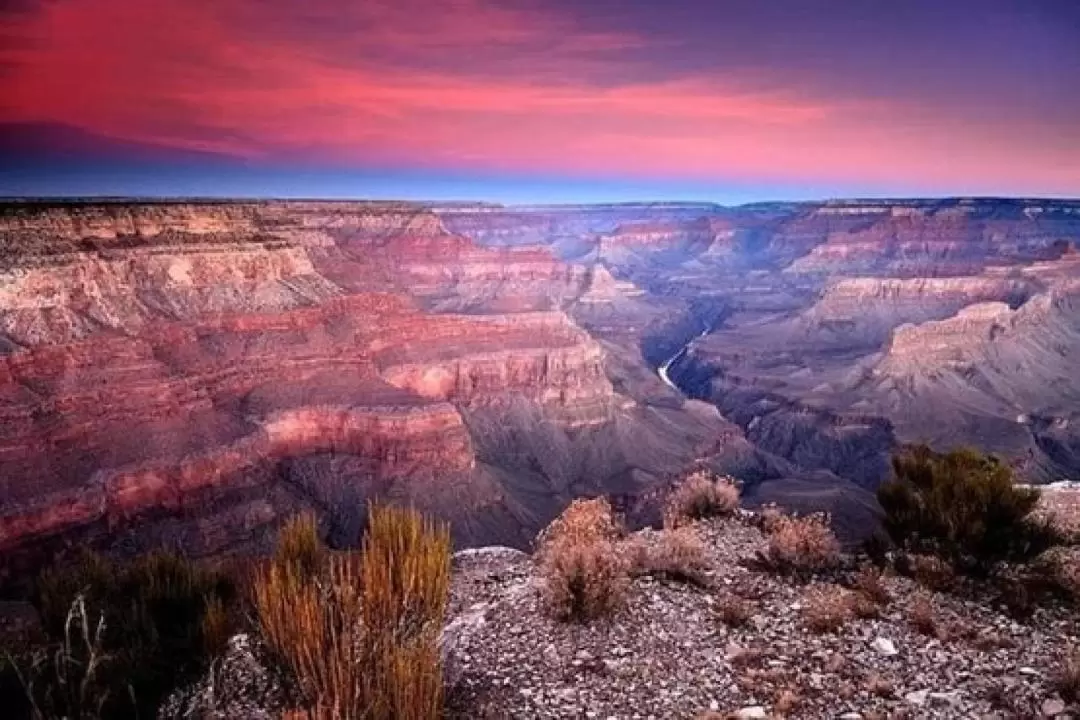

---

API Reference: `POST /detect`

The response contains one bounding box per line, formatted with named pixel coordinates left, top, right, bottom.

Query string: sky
left=1, top=0, right=1078, bottom=203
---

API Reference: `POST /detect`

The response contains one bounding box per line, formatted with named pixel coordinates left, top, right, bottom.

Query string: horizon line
left=3, top=194, right=1080, bottom=209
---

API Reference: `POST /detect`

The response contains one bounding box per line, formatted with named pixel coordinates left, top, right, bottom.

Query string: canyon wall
left=0, top=202, right=633, bottom=567
left=4, top=196, right=1080, bottom=567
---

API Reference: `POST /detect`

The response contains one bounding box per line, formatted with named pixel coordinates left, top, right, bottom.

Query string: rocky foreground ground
left=171, top=499, right=1080, bottom=720
left=442, top=518, right=1077, bottom=719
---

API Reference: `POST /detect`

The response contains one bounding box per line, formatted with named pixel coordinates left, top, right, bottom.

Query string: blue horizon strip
left=3, top=160, right=1076, bottom=206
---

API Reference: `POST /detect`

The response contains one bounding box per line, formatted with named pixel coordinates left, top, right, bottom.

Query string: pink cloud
left=1, top=0, right=1077, bottom=194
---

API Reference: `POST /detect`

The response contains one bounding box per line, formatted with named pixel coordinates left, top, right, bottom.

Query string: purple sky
left=1, top=0, right=1078, bottom=201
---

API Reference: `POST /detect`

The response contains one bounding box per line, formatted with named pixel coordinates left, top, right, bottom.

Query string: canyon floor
left=2, top=197, right=1080, bottom=571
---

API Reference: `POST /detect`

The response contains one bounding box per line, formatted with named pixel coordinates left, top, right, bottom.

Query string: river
left=657, top=325, right=711, bottom=392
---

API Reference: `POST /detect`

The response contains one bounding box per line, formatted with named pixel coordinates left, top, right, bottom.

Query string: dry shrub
left=663, top=469, right=740, bottom=528
left=849, top=567, right=889, bottom=619
left=730, top=579, right=770, bottom=602
left=539, top=499, right=629, bottom=621
left=850, top=592, right=881, bottom=620
left=728, top=646, right=766, bottom=669
left=907, top=553, right=956, bottom=592
left=535, top=497, right=624, bottom=555
left=853, top=566, right=891, bottom=606
left=360, top=505, right=451, bottom=720
left=714, top=594, right=754, bottom=628
left=1003, top=548, right=1080, bottom=610
left=1043, top=548, right=1080, bottom=599
left=200, top=597, right=232, bottom=661
left=1054, top=654, right=1080, bottom=704
left=254, top=504, right=451, bottom=720
left=621, top=535, right=651, bottom=576
left=908, top=594, right=937, bottom=637
left=801, top=585, right=852, bottom=634
left=631, top=528, right=709, bottom=586
left=765, top=514, right=841, bottom=575
left=995, top=574, right=1046, bottom=619
left=255, top=553, right=365, bottom=719
left=541, top=537, right=627, bottom=622
left=759, top=503, right=785, bottom=534
left=947, top=617, right=978, bottom=643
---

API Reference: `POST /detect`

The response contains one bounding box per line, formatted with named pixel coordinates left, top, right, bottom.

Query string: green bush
left=18, top=549, right=237, bottom=719
left=878, top=445, right=1061, bottom=574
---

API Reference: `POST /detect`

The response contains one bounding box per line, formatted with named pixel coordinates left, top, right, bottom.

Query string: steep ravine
left=663, top=344, right=895, bottom=490
left=655, top=324, right=713, bottom=392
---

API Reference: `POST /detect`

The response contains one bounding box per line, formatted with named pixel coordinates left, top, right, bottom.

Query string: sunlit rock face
left=3, top=196, right=1080, bottom=570
left=0, top=201, right=738, bottom=572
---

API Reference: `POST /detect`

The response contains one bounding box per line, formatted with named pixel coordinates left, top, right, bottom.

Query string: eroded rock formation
left=3, top=196, right=1080, bottom=569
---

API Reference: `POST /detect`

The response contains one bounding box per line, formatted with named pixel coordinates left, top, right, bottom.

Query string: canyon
left=2, top=197, right=1079, bottom=573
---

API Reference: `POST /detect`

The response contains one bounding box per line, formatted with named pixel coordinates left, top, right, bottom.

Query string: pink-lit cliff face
left=1, top=0, right=1078, bottom=198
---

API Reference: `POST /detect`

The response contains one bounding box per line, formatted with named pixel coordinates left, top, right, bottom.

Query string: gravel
left=444, top=517, right=1080, bottom=719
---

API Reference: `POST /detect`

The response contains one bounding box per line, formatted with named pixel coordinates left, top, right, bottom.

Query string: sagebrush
left=764, top=513, right=841, bottom=575
left=801, top=585, right=852, bottom=634
left=629, top=528, right=709, bottom=586
left=538, top=497, right=629, bottom=622
left=664, top=469, right=740, bottom=528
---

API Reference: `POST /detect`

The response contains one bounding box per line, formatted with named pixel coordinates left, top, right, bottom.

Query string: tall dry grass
left=253, top=505, right=450, bottom=720
left=359, top=504, right=451, bottom=720
left=10, top=594, right=113, bottom=720
left=21, top=549, right=237, bottom=719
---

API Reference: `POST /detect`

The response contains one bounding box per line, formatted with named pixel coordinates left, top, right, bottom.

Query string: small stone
left=929, top=691, right=962, bottom=707
left=1043, top=698, right=1067, bottom=716
left=871, top=637, right=898, bottom=656
left=553, top=688, right=576, bottom=702
left=736, top=708, right=767, bottom=719
left=839, top=713, right=862, bottom=719
left=1020, top=667, right=1040, bottom=676
left=905, top=690, right=929, bottom=706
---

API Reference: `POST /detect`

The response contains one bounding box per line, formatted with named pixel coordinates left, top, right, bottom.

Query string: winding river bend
left=657, top=325, right=712, bottom=392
